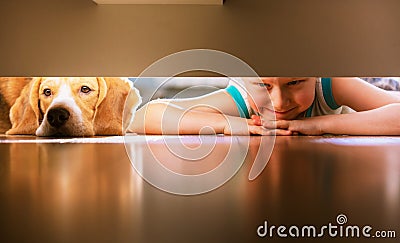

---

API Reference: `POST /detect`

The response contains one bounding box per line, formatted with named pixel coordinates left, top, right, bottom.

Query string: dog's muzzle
left=47, top=108, right=70, bottom=128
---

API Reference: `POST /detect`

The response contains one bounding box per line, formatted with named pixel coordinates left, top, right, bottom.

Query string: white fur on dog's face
left=36, top=77, right=100, bottom=136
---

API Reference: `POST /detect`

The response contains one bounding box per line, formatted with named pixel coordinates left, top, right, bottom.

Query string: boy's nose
left=270, top=88, right=289, bottom=111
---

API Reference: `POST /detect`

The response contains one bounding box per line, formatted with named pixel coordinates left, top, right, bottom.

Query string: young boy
left=130, top=77, right=400, bottom=135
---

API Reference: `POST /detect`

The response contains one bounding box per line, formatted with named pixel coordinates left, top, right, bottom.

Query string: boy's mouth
left=262, top=107, right=297, bottom=119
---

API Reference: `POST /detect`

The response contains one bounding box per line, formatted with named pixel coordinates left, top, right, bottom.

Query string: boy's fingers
left=262, top=120, right=276, bottom=129
left=248, top=125, right=271, bottom=135
left=248, top=125, right=292, bottom=136
left=247, top=118, right=257, bottom=126
left=262, top=120, right=290, bottom=129
left=250, top=115, right=262, bottom=126
left=273, top=129, right=292, bottom=136
left=277, top=120, right=290, bottom=129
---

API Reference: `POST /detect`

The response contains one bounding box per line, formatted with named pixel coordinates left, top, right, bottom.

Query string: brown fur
left=0, top=77, right=33, bottom=133
left=93, top=77, right=142, bottom=135
left=0, top=77, right=141, bottom=136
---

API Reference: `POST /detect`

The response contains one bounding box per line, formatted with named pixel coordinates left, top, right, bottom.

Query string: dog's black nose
left=47, top=108, right=70, bottom=128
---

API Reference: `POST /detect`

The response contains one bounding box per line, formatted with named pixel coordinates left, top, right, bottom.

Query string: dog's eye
left=43, top=88, right=52, bottom=96
left=80, top=86, right=91, bottom=93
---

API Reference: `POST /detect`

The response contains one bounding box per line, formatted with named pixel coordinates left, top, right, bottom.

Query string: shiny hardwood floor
left=0, top=135, right=399, bottom=242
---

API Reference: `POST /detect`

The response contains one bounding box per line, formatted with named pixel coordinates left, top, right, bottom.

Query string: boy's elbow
left=130, top=101, right=169, bottom=134
left=391, top=123, right=400, bottom=136
left=386, top=103, right=400, bottom=135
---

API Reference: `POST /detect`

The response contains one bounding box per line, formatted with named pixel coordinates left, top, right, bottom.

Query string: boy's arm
left=261, top=78, right=400, bottom=135
left=332, top=77, right=400, bottom=111
left=153, top=90, right=242, bottom=116
left=129, top=90, right=257, bottom=135
left=324, top=77, right=400, bottom=134
left=264, top=104, right=400, bottom=135
left=130, top=101, right=259, bottom=135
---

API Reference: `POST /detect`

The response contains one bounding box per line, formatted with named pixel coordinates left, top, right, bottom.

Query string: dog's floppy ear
left=94, top=77, right=141, bottom=135
left=6, top=78, right=42, bottom=135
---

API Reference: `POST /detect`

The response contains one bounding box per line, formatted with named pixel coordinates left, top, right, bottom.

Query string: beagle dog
left=0, top=77, right=141, bottom=136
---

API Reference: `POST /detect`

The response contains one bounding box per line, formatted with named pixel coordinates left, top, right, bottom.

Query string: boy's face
left=244, top=77, right=316, bottom=120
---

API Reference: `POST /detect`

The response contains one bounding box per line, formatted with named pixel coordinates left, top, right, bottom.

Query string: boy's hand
left=222, top=116, right=261, bottom=135
left=248, top=115, right=292, bottom=135
left=262, top=119, right=323, bottom=135
left=224, top=115, right=322, bottom=136
left=250, top=115, right=262, bottom=126
left=222, top=116, right=291, bottom=135
left=250, top=115, right=324, bottom=135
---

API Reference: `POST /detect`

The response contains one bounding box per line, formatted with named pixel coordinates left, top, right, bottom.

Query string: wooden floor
left=0, top=135, right=399, bottom=242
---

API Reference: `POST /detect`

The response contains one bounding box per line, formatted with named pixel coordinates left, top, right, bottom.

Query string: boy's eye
left=258, top=83, right=272, bottom=89
left=287, top=80, right=304, bottom=86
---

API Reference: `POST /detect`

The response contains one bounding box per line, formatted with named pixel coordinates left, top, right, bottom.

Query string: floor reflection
left=0, top=136, right=399, bottom=242
left=1, top=143, right=140, bottom=242
left=125, top=135, right=275, bottom=195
